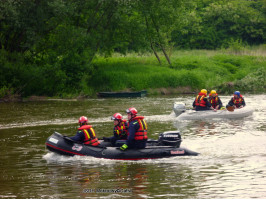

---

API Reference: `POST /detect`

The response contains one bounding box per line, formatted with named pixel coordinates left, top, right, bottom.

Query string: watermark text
left=83, top=188, right=132, bottom=194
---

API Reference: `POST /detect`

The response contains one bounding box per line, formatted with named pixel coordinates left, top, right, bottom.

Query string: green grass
left=89, top=48, right=266, bottom=95
left=1, top=46, right=265, bottom=100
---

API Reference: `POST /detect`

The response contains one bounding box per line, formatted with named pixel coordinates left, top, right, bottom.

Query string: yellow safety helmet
left=200, top=89, right=207, bottom=94
left=210, top=90, right=217, bottom=95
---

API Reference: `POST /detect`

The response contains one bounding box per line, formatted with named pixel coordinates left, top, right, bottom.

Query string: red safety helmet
left=126, top=107, right=138, bottom=115
left=111, top=113, right=123, bottom=120
left=78, top=116, right=88, bottom=124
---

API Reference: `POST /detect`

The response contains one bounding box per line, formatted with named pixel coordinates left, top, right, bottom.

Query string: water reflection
left=43, top=154, right=200, bottom=198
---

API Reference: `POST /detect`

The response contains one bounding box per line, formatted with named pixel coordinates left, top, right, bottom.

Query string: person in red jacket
left=208, top=90, right=223, bottom=111
left=70, top=116, right=100, bottom=146
left=103, top=113, right=128, bottom=146
left=227, top=91, right=246, bottom=109
left=193, top=89, right=212, bottom=111
left=120, top=107, right=148, bottom=151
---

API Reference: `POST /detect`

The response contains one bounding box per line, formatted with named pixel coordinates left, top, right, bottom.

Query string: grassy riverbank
left=1, top=47, right=265, bottom=102
left=88, top=48, right=266, bottom=96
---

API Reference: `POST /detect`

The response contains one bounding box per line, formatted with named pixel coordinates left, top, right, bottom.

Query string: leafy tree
left=171, top=0, right=266, bottom=49
left=135, top=0, right=184, bottom=65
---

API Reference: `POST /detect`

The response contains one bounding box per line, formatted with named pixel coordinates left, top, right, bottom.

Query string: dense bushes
left=0, top=48, right=95, bottom=98
left=218, top=67, right=266, bottom=94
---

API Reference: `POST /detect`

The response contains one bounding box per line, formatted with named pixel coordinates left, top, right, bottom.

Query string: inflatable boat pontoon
left=173, top=102, right=254, bottom=120
left=45, top=131, right=199, bottom=160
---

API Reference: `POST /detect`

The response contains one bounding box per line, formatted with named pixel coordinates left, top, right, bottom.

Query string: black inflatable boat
left=45, top=131, right=199, bottom=160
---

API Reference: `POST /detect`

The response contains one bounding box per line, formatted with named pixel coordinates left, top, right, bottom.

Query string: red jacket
left=114, top=120, right=128, bottom=140
left=78, top=125, right=99, bottom=146
left=195, top=92, right=207, bottom=107
left=232, top=95, right=245, bottom=108
left=129, top=116, right=148, bottom=141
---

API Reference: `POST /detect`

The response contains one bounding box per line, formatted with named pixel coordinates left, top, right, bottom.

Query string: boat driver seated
left=193, top=89, right=212, bottom=111
left=120, top=107, right=148, bottom=151
left=70, top=116, right=100, bottom=146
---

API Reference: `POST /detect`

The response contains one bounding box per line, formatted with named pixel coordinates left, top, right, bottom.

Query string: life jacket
left=209, top=94, right=219, bottom=108
left=195, top=92, right=207, bottom=107
left=78, top=125, right=99, bottom=146
left=131, top=116, right=148, bottom=141
left=114, top=120, right=128, bottom=140
left=232, top=95, right=244, bottom=108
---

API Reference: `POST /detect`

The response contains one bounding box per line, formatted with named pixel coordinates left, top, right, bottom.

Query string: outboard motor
left=173, top=102, right=186, bottom=116
left=158, top=131, right=182, bottom=147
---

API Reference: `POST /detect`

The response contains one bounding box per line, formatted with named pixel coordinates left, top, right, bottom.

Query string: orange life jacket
left=195, top=92, right=207, bottom=107
left=232, top=95, right=244, bottom=108
left=114, top=120, right=128, bottom=139
left=132, top=116, right=148, bottom=141
left=78, top=125, right=99, bottom=146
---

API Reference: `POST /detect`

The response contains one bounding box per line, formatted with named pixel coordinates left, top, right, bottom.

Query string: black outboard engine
left=158, top=131, right=182, bottom=147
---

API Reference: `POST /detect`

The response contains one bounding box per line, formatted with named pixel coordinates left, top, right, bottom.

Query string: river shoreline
left=1, top=88, right=265, bottom=103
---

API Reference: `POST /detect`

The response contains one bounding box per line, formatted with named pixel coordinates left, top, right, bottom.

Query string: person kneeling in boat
left=208, top=90, right=224, bottom=111
left=226, top=91, right=246, bottom=109
left=104, top=113, right=128, bottom=147
left=120, top=107, right=148, bottom=151
left=70, top=116, right=100, bottom=146
left=193, top=89, right=212, bottom=111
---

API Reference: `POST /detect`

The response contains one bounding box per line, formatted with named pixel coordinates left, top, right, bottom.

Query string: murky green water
left=0, top=95, right=265, bottom=198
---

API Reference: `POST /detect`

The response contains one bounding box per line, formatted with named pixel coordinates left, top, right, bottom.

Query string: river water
left=0, top=95, right=265, bottom=199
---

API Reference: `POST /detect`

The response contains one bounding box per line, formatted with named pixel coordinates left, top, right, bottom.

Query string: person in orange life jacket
left=208, top=90, right=223, bottom=111
left=227, top=91, right=246, bottom=109
left=120, top=107, right=148, bottom=151
left=104, top=113, right=128, bottom=146
left=70, top=116, right=100, bottom=146
left=192, top=89, right=212, bottom=111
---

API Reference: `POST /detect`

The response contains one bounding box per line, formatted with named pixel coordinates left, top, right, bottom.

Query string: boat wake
left=42, top=151, right=199, bottom=165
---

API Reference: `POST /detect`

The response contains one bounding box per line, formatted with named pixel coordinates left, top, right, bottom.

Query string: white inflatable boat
left=173, top=102, right=254, bottom=120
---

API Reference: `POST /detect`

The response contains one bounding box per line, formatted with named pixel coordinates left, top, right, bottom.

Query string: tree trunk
left=144, top=15, right=161, bottom=65
left=150, top=14, right=171, bottom=65
left=151, top=42, right=161, bottom=65
left=160, top=44, right=171, bottom=65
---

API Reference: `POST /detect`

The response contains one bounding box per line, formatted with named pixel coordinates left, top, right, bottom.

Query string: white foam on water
left=0, top=117, right=111, bottom=129
left=0, top=114, right=177, bottom=130
left=42, top=150, right=201, bottom=166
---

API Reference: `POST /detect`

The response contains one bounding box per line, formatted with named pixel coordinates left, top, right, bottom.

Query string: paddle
left=226, top=106, right=235, bottom=112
